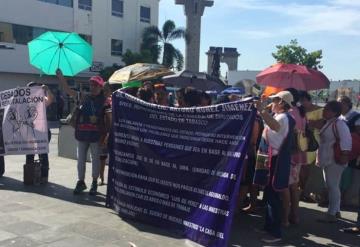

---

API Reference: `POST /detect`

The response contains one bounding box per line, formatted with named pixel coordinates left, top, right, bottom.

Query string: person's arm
left=56, top=69, right=77, bottom=98
left=42, top=85, right=54, bottom=107
left=336, top=120, right=352, bottom=164
left=254, top=99, right=280, bottom=131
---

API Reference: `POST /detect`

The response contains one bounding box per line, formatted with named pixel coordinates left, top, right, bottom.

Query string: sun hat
left=269, top=90, right=294, bottom=107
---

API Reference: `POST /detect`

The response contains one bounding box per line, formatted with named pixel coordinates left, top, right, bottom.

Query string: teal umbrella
left=28, top=31, right=93, bottom=76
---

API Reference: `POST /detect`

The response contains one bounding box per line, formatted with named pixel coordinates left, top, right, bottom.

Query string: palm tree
left=141, top=20, right=187, bottom=71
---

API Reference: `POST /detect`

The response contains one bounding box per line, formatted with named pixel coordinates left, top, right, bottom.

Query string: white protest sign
left=0, top=86, right=48, bottom=155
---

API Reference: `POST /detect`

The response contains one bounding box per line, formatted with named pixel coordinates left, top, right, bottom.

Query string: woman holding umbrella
left=56, top=69, right=106, bottom=195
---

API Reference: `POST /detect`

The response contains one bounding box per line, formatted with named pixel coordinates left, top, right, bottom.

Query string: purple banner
left=106, top=92, right=256, bottom=247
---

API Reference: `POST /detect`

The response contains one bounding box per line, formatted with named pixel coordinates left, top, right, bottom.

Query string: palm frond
left=162, top=43, right=176, bottom=69
left=167, top=28, right=187, bottom=42
left=174, top=48, right=184, bottom=71
left=142, top=26, right=162, bottom=42
left=162, top=20, right=176, bottom=41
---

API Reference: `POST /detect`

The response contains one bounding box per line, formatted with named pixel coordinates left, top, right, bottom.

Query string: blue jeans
left=264, top=156, right=282, bottom=238
left=77, top=141, right=100, bottom=181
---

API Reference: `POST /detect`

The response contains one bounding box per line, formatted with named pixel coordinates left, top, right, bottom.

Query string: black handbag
left=305, top=126, right=319, bottom=152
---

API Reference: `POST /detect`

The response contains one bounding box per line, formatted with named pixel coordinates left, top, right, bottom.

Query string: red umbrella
left=256, top=63, right=330, bottom=90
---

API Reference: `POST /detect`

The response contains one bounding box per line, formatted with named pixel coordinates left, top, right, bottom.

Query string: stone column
left=176, top=0, right=213, bottom=72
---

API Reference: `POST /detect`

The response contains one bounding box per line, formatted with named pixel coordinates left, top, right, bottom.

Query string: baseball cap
left=269, top=91, right=294, bottom=107
left=89, top=75, right=105, bottom=87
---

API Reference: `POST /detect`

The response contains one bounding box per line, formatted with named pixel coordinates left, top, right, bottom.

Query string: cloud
left=220, top=0, right=360, bottom=37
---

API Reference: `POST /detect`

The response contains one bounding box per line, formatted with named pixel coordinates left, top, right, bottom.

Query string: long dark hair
left=285, top=88, right=306, bottom=118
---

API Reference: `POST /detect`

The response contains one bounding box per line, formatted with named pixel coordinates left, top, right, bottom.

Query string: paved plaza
left=0, top=128, right=359, bottom=247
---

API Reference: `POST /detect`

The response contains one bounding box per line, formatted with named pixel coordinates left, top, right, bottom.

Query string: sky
left=159, top=0, right=360, bottom=81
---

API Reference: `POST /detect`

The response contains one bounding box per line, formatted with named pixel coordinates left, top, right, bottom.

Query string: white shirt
left=263, top=113, right=289, bottom=155
left=317, top=118, right=352, bottom=167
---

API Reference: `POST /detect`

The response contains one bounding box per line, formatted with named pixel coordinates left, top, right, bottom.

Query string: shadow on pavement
left=229, top=206, right=359, bottom=247
left=0, top=176, right=106, bottom=208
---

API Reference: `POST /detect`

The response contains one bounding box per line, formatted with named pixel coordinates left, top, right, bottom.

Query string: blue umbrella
left=221, top=87, right=245, bottom=95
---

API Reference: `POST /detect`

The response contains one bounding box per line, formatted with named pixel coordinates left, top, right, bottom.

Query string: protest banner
left=0, top=86, right=48, bottom=155
left=106, top=92, right=256, bottom=247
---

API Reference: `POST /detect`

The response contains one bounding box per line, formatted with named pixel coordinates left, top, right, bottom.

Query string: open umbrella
left=162, top=70, right=227, bottom=92
left=221, top=86, right=245, bottom=95
left=28, top=31, right=92, bottom=76
left=109, top=63, right=174, bottom=84
left=256, top=63, right=330, bottom=90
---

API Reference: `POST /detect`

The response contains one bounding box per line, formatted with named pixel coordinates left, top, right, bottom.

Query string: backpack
left=75, top=93, right=106, bottom=143
left=347, top=112, right=360, bottom=133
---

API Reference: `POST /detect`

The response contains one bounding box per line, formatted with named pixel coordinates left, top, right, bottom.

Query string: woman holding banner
left=25, top=82, right=54, bottom=184
left=254, top=91, right=295, bottom=243
left=56, top=69, right=106, bottom=195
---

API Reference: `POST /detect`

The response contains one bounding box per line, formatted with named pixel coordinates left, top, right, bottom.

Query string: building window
left=111, top=39, right=123, bottom=56
left=140, top=6, right=151, bottom=23
left=112, top=0, right=124, bottom=18
left=38, top=0, right=73, bottom=8
left=0, top=22, right=53, bottom=45
left=78, top=0, right=92, bottom=11
left=13, top=25, right=33, bottom=45
left=0, top=22, right=13, bottom=43
left=79, top=34, right=92, bottom=44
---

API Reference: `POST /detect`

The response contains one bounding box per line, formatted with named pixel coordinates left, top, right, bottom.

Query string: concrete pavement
left=0, top=128, right=359, bottom=247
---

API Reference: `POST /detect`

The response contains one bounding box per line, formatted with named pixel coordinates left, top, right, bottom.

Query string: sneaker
left=261, top=236, right=282, bottom=244
left=89, top=181, right=98, bottom=196
left=73, top=181, right=87, bottom=194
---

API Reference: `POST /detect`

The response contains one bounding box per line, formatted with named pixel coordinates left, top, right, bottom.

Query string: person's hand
left=56, top=69, right=63, bottom=78
left=42, top=84, right=49, bottom=92
left=254, top=99, right=266, bottom=112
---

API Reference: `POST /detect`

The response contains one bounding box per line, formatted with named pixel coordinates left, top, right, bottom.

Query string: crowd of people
left=2, top=70, right=358, bottom=244
left=55, top=70, right=359, bottom=243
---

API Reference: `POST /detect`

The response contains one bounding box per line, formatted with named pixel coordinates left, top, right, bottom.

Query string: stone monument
left=206, top=47, right=240, bottom=74
left=175, top=0, right=214, bottom=72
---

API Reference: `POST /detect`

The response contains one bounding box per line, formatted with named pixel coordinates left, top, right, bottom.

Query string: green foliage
left=122, top=49, right=153, bottom=66
left=141, top=20, right=187, bottom=71
left=99, top=63, right=122, bottom=81
left=272, top=40, right=323, bottom=69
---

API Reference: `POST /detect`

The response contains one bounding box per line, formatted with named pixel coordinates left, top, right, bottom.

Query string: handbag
left=333, top=122, right=360, bottom=165
left=305, top=126, right=319, bottom=152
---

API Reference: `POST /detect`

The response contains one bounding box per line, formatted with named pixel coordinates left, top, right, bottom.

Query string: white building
left=0, top=0, right=160, bottom=90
